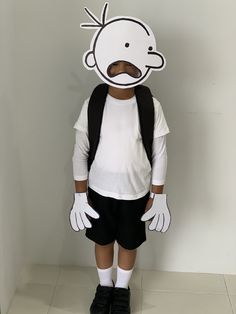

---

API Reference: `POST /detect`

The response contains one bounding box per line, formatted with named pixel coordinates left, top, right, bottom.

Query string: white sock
left=97, top=266, right=113, bottom=287
left=115, top=266, right=133, bottom=289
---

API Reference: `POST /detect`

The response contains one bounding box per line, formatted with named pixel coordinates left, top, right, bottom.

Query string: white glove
left=141, top=194, right=171, bottom=232
left=69, top=193, right=100, bottom=231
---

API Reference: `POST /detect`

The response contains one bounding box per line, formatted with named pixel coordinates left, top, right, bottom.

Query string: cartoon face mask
left=81, top=3, right=166, bottom=89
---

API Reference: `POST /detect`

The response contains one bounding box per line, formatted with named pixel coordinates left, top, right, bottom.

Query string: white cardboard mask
left=81, top=3, right=166, bottom=89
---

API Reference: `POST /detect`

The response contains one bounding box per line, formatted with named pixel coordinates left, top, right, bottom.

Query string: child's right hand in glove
left=69, top=193, right=100, bottom=231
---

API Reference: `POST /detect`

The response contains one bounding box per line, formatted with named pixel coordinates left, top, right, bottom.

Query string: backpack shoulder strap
left=135, top=85, right=154, bottom=166
left=87, top=83, right=108, bottom=170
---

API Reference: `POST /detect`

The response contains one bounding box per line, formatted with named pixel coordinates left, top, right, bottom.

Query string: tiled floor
left=7, top=265, right=236, bottom=314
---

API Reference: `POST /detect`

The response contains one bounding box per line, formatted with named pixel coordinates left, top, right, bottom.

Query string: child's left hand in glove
left=141, top=194, right=171, bottom=232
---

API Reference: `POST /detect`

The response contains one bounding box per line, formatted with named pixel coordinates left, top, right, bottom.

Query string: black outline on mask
left=81, top=3, right=108, bottom=28
left=107, top=60, right=142, bottom=79
left=146, top=51, right=165, bottom=69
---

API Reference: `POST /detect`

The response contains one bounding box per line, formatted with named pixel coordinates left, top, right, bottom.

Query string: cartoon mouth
left=107, top=61, right=142, bottom=78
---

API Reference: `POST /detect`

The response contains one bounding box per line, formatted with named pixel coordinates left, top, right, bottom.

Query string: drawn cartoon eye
left=148, top=46, right=153, bottom=51
left=125, top=43, right=130, bottom=48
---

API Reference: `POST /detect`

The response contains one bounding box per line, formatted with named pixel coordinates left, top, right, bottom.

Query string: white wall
left=13, top=0, right=236, bottom=274
left=0, top=0, right=27, bottom=313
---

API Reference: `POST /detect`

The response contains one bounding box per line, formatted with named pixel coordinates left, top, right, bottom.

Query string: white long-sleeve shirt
left=73, top=94, right=169, bottom=200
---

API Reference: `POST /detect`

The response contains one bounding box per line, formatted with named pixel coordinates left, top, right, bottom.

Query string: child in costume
left=70, top=3, right=171, bottom=313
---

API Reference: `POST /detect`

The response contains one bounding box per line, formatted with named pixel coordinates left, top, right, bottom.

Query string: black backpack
left=87, top=84, right=154, bottom=171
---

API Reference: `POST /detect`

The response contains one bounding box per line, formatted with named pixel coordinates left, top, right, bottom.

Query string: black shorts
left=86, top=188, right=150, bottom=250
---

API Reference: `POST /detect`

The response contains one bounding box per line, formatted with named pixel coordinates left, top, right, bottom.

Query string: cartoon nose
left=146, top=51, right=165, bottom=69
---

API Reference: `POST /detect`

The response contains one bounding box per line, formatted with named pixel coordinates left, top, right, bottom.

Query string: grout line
left=140, top=289, right=144, bottom=314
left=140, top=269, right=143, bottom=314
left=140, top=269, right=143, bottom=290
left=141, top=288, right=229, bottom=295
left=46, top=266, right=61, bottom=314
left=223, top=274, right=235, bottom=314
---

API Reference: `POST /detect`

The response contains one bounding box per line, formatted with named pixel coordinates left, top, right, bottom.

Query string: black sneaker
left=90, top=284, right=113, bottom=314
left=110, top=287, right=131, bottom=314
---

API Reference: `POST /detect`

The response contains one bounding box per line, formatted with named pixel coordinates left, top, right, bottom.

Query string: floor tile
left=142, top=270, right=227, bottom=294
left=230, top=295, right=236, bottom=313
left=57, top=266, right=98, bottom=287
left=142, top=291, right=233, bottom=314
left=20, top=264, right=60, bottom=285
left=225, top=274, right=236, bottom=295
left=7, top=283, right=54, bottom=314
left=130, top=289, right=142, bottom=314
left=48, top=285, right=95, bottom=314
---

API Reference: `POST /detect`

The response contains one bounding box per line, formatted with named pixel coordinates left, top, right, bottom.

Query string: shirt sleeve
left=153, top=97, right=170, bottom=138
left=72, top=98, right=90, bottom=181
left=151, top=135, right=167, bottom=185
left=73, top=98, right=89, bottom=134
left=72, top=130, right=90, bottom=181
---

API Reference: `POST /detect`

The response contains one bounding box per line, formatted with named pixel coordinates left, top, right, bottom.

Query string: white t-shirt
left=74, top=94, right=169, bottom=200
